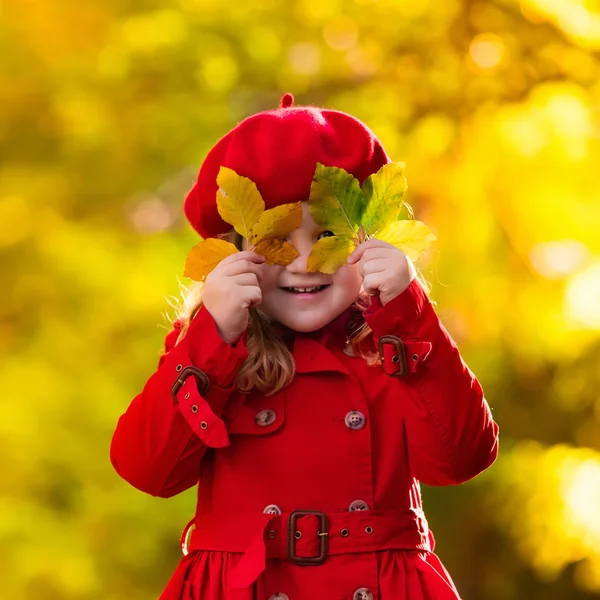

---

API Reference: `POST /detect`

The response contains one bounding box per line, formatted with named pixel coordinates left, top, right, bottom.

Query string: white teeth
left=286, top=285, right=326, bottom=293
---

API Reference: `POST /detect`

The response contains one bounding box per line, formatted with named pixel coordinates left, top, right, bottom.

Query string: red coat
left=111, top=279, right=499, bottom=600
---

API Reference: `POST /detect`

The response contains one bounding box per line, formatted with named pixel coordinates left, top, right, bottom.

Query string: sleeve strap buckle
left=171, top=365, right=210, bottom=400
left=378, top=335, right=408, bottom=377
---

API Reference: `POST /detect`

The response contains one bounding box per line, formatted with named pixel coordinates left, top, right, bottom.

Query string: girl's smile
left=246, top=202, right=362, bottom=333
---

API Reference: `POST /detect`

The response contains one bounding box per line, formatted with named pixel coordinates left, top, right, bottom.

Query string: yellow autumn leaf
left=254, top=238, right=299, bottom=266
left=216, top=166, right=264, bottom=238
left=250, top=202, right=303, bottom=244
left=361, top=162, right=408, bottom=236
left=307, top=235, right=356, bottom=274
left=375, top=220, right=436, bottom=261
left=308, top=163, right=365, bottom=238
left=183, top=238, right=238, bottom=281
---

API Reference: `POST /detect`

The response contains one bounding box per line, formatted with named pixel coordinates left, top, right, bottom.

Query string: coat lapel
left=292, top=336, right=351, bottom=376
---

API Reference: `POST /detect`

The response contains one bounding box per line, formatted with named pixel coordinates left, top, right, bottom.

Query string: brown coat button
left=349, top=500, right=369, bottom=512
left=256, top=409, right=276, bottom=427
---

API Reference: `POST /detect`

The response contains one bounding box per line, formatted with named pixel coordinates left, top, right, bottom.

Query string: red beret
left=184, top=93, right=391, bottom=239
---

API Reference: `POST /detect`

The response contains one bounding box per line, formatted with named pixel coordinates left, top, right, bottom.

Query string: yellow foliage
left=375, top=220, right=437, bottom=262
left=253, top=238, right=299, bottom=265
left=307, top=162, right=435, bottom=272
left=361, top=162, right=407, bottom=236
left=249, top=202, right=303, bottom=244
left=183, top=238, right=238, bottom=281
left=186, top=172, right=303, bottom=279
left=309, top=163, right=364, bottom=238
left=216, top=166, right=264, bottom=238
left=306, top=235, right=356, bottom=274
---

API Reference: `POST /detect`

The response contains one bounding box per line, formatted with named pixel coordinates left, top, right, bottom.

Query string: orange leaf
left=250, top=202, right=303, bottom=244
left=254, top=239, right=299, bottom=266
left=183, top=238, right=238, bottom=281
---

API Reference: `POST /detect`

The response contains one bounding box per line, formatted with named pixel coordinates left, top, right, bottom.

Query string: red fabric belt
left=186, top=508, right=431, bottom=589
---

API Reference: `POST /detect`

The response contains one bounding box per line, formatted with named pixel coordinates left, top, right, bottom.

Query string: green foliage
left=2, top=0, right=600, bottom=598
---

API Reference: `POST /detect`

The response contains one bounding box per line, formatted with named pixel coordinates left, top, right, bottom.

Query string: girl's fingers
left=223, top=260, right=264, bottom=279
left=348, top=239, right=394, bottom=264
left=358, top=257, right=390, bottom=278
left=241, top=286, right=262, bottom=309
left=234, top=273, right=261, bottom=287
left=219, top=250, right=266, bottom=268
left=362, top=273, right=385, bottom=295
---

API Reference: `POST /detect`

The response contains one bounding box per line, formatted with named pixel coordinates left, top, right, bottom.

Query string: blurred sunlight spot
left=522, top=0, right=600, bottom=48
left=96, top=45, right=131, bottom=80
left=128, top=197, right=177, bottom=234
left=288, top=42, right=321, bottom=75
left=179, top=0, right=219, bottom=11
left=323, top=17, right=359, bottom=50
left=562, top=458, right=600, bottom=540
left=494, top=443, right=600, bottom=589
left=245, top=26, right=282, bottom=63
left=539, top=88, right=591, bottom=159
left=559, top=4, right=594, bottom=37
left=295, top=0, right=342, bottom=24
left=346, top=47, right=378, bottom=77
left=53, top=93, right=111, bottom=146
left=0, top=196, right=31, bottom=246
left=411, top=114, right=456, bottom=156
left=398, top=0, right=433, bottom=18
left=530, top=240, right=590, bottom=279
left=200, top=55, right=239, bottom=92
left=497, top=107, right=546, bottom=156
left=565, top=260, right=600, bottom=329
left=120, top=10, right=187, bottom=53
left=469, top=33, right=505, bottom=70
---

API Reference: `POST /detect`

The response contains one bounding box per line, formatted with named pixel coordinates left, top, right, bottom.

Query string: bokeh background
left=2, top=0, right=600, bottom=598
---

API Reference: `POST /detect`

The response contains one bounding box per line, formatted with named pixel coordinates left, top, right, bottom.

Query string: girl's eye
left=316, top=230, right=335, bottom=241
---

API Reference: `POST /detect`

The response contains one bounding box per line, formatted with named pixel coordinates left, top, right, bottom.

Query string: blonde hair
left=164, top=229, right=429, bottom=396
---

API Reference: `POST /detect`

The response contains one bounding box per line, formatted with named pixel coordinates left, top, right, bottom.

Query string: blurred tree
left=2, top=0, right=600, bottom=598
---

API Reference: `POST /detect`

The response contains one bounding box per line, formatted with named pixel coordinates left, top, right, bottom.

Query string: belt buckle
left=287, top=509, right=328, bottom=565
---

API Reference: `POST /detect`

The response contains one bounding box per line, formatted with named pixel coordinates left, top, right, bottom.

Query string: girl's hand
left=202, top=251, right=265, bottom=345
left=347, top=239, right=416, bottom=306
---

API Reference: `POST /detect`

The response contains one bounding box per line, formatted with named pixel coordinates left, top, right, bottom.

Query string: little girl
left=110, top=93, right=499, bottom=600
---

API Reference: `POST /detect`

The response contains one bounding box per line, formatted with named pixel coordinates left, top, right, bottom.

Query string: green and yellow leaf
left=254, top=238, right=299, bottom=266
left=183, top=238, right=239, bottom=281
left=250, top=202, right=303, bottom=245
left=307, top=235, right=356, bottom=274
left=361, top=162, right=408, bottom=237
left=216, top=166, right=264, bottom=238
left=308, top=163, right=365, bottom=238
left=374, top=220, right=436, bottom=261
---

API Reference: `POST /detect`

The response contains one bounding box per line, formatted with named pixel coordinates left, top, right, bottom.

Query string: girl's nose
left=286, top=249, right=309, bottom=274
left=285, top=240, right=311, bottom=273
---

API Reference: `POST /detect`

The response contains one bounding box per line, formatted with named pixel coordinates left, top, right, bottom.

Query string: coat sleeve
left=363, top=279, right=499, bottom=486
left=110, top=306, right=249, bottom=498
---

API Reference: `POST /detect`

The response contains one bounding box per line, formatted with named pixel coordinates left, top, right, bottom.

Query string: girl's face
left=251, top=201, right=362, bottom=332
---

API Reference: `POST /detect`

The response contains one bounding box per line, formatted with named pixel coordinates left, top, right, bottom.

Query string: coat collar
left=273, top=306, right=365, bottom=376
